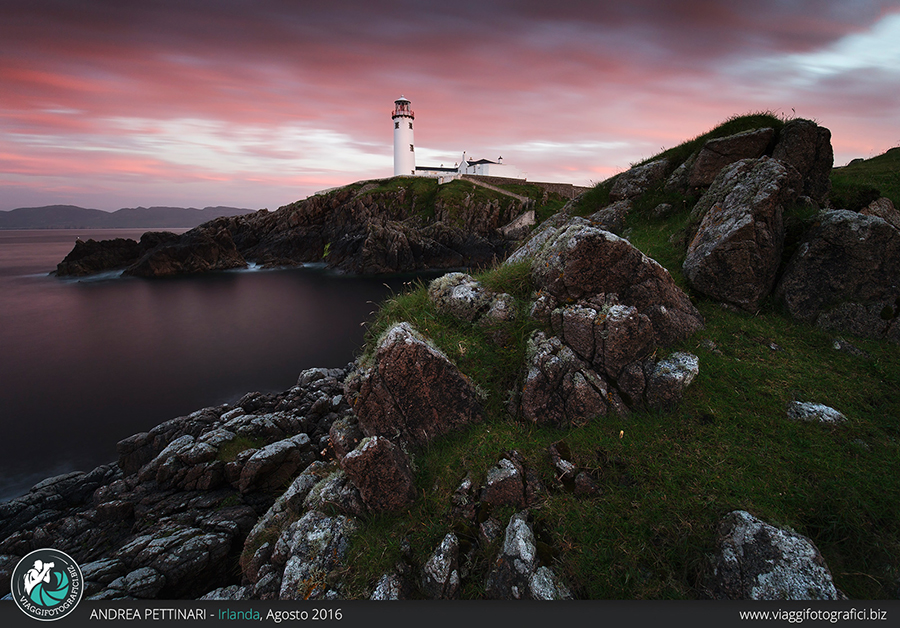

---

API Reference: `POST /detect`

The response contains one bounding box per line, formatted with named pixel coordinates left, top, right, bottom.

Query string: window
left=410, top=144, right=414, bottom=152
left=408, top=122, right=413, bottom=129
left=395, top=121, right=399, bottom=129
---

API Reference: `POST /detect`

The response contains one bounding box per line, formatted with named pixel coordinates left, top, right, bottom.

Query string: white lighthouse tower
left=392, top=96, right=415, bottom=176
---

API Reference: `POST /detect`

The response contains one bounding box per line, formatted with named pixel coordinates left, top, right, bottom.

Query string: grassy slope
left=831, top=147, right=900, bottom=210
left=342, top=118, right=900, bottom=599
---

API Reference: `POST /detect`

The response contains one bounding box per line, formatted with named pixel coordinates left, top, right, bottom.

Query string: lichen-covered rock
left=551, top=297, right=655, bottom=379
left=428, top=272, right=493, bottom=322
left=787, top=402, right=847, bottom=425
left=485, top=511, right=571, bottom=600
left=709, top=510, right=839, bottom=600
left=238, top=433, right=314, bottom=494
left=370, top=573, right=409, bottom=600
left=861, top=197, right=900, bottom=231
left=772, top=119, right=833, bottom=201
left=340, top=436, right=416, bottom=513
left=775, top=210, right=900, bottom=343
left=644, top=352, right=700, bottom=409
left=274, top=511, right=358, bottom=600
left=107, top=566, right=166, bottom=599
left=532, top=222, right=703, bottom=347
left=684, top=157, right=801, bottom=310
left=347, top=323, right=484, bottom=448
left=688, top=128, right=775, bottom=188
left=328, top=413, right=363, bottom=460
left=585, top=200, right=633, bottom=234
left=480, top=458, right=526, bottom=509
left=610, top=159, right=669, bottom=201
left=521, top=331, right=624, bottom=427
left=303, top=470, right=367, bottom=517
left=421, top=533, right=460, bottom=599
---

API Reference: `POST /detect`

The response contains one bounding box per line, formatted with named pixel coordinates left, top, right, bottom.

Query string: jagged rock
left=521, top=331, right=624, bottom=427
left=482, top=292, right=518, bottom=324
left=238, top=434, right=314, bottom=494
left=303, top=470, right=366, bottom=517
left=787, top=402, right=847, bottom=425
left=55, top=237, right=140, bottom=276
left=548, top=443, right=577, bottom=482
left=684, top=157, right=801, bottom=310
left=274, top=511, right=358, bottom=600
left=708, top=510, right=839, bottom=600
left=347, top=323, right=484, bottom=448
left=199, top=585, right=253, bottom=600
left=328, top=413, right=363, bottom=460
left=124, top=226, right=247, bottom=277
left=772, top=119, right=833, bottom=201
left=688, top=128, right=775, bottom=188
left=644, top=352, right=700, bottom=409
left=861, top=197, right=900, bottom=231
left=485, top=511, right=571, bottom=600
left=428, top=272, right=493, bottom=322
left=341, top=436, right=417, bottom=513
left=370, top=573, right=410, bottom=600
left=108, top=566, right=166, bottom=599
left=550, top=297, right=654, bottom=378
left=610, top=159, right=669, bottom=201
left=531, top=221, right=704, bottom=346
left=450, top=475, right=477, bottom=522
left=775, top=210, right=900, bottom=342
left=529, top=566, right=573, bottom=600
left=586, top=200, right=633, bottom=234
left=480, top=458, right=526, bottom=509
left=421, top=533, right=461, bottom=599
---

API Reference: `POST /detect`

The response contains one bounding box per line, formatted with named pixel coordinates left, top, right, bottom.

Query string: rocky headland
left=9, top=115, right=898, bottom=600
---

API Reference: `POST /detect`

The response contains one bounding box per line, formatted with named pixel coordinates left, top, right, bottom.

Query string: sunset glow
left=2, top=0, right=899, bottom=211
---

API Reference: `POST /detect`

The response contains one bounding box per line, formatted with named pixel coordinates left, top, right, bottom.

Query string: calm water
left=0, top=229, right=406, bottom=501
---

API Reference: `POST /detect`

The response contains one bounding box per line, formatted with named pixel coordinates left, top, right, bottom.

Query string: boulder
left=274, top=511, right=358, bottom=600
left=340, top=436, right=416, bottom=513
left=787, top=401, right=847, bottom=425
left=644, top=352, right=700, bottom=409
left=708, top=510, right=839, bottom=600
left=532, top=221, right=704, bottom=346
left=420, top=533, right=461, bottom=599
left=480, top=458, right=526, bottom=509
left=521, top=331, right=623, bottom=427
left=485, top=511, right=571, bottom=600
left=303, top=470, right=367, bottom=517
left=328, top=413, right=363, bottom=460
left=772, top=119, right=833, bottom=201
left=237, top=434, right=314, bottom=494
left=684, top=157, right=801, bottom=310
left=610, top=159, right=669, bottom=201
left=370, top=573, right=410, bottom=600
left=688, top=128, right=775, bottom=188
left=428, top=272, right=493, bottom=322
left=775, top=210, right=900, bottom=342
left=347, top=323, right=484, bottom=448
left=586, top=200, right=633, bottom=234
left=861, top=197, right=900, bottom=231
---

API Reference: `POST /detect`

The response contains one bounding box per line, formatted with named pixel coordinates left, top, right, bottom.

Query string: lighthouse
left=392, top=96, right=415, bottom=176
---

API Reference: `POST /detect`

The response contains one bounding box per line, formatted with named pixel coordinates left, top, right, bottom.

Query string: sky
left=1, top=0, right=899, bottom=212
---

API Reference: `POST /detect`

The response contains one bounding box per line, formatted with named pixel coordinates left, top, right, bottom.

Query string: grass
left=831, top=147, right=900, bottom=210
left=339, top=117, right=900, bottom=599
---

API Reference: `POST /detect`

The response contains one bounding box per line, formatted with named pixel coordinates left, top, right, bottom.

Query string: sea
left=0, top=229, right=409, bottom=502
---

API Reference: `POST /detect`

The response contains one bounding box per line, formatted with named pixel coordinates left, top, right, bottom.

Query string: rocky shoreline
left=7, top=117, right=898, bottom=601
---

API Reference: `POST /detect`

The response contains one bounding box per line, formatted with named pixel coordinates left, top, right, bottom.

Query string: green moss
left=217, top=435, right=266, bottom=463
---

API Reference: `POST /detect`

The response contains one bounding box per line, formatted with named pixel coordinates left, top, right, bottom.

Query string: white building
left=392, top=96, right=521, bottom=181
left=392, top=96, right=416, bottom=176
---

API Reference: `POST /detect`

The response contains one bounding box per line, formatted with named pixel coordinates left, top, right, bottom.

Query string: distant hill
left=0, top=205, right=256, bottom=229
